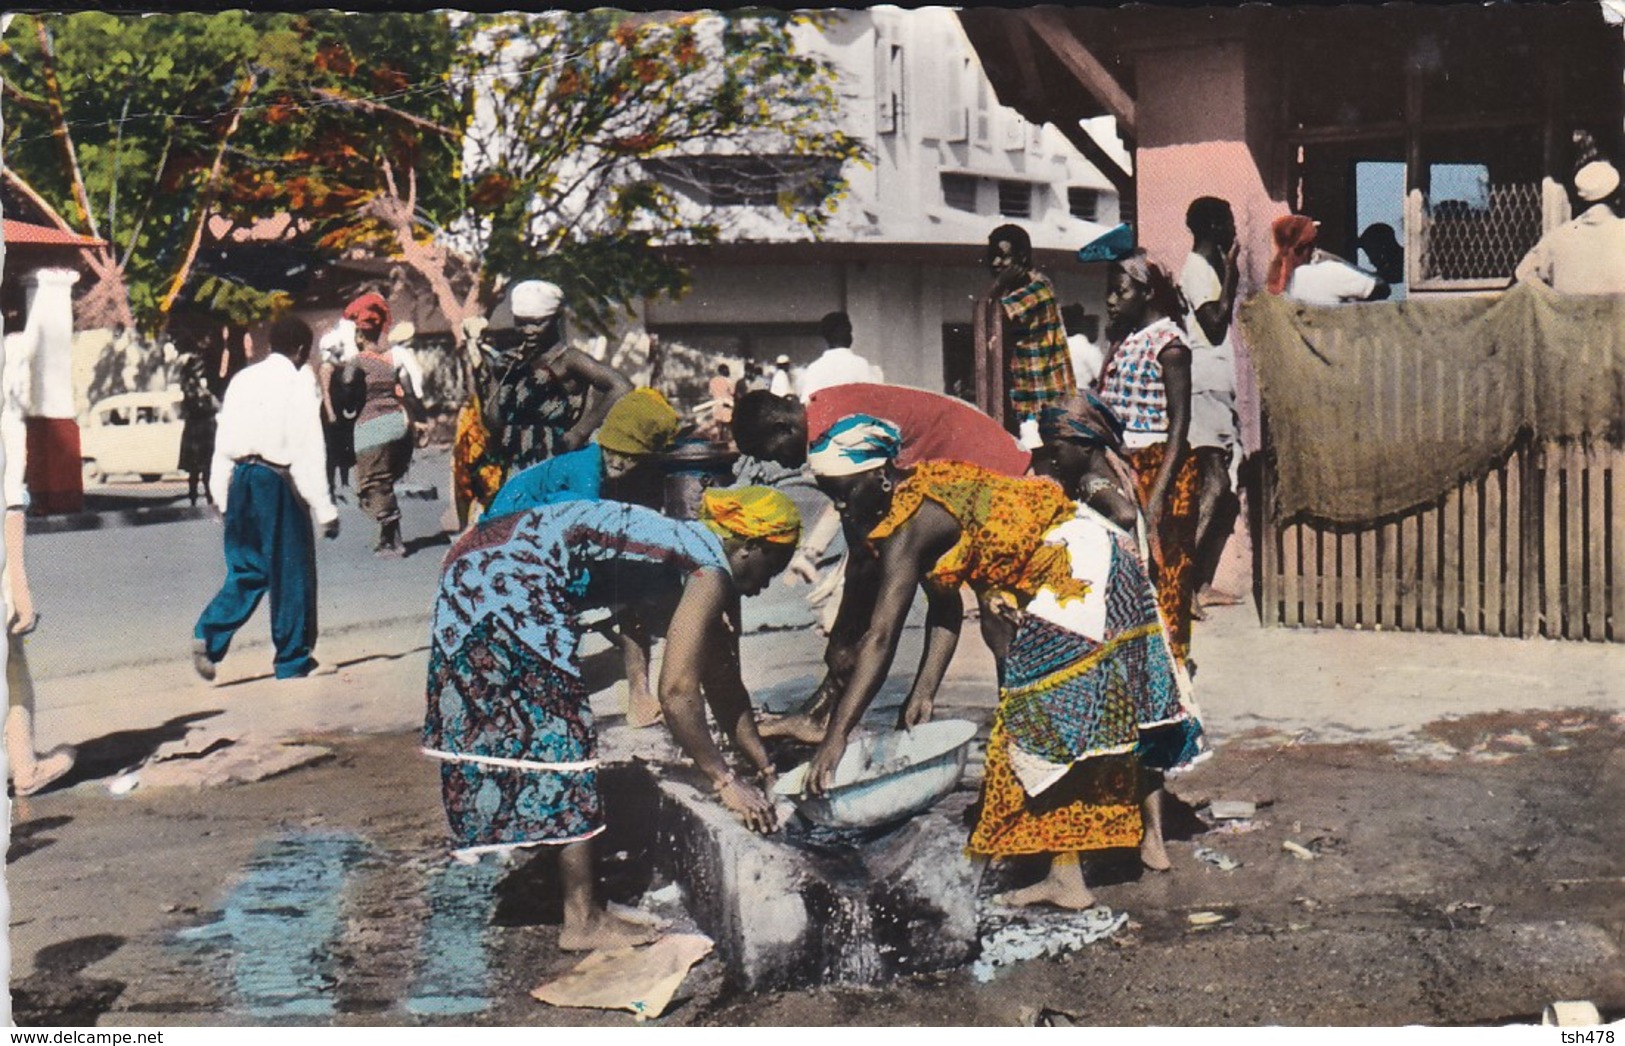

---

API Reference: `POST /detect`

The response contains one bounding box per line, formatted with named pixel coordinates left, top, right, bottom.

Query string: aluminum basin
left=775, top=719, right=978, bottom=829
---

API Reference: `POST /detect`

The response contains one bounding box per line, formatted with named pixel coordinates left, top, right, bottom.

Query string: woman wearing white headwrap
left=453, top=280, right=632, bottom=524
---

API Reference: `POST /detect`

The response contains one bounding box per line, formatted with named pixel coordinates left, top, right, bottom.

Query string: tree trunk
left=35, top=19, right=101, bottom=241
left=369, top=160, right=482, bottom=350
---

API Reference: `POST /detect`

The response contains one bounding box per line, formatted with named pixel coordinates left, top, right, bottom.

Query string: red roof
left=3, top=219, right=106, bottom=248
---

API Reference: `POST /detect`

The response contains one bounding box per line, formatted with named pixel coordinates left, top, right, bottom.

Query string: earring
left=879, top=476, right=893, bottom=494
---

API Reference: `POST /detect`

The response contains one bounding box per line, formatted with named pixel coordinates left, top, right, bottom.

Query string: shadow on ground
left=11, top=934, right=128, bottom=1026
left=51, top=710, right=224, bottom=791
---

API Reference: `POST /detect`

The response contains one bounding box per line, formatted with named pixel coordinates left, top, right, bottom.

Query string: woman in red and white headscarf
left=344, top=292, right=425, bottom=557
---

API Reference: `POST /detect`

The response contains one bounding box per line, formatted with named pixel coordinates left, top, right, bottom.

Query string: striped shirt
left=1000, top=274, right=1077, bottom=416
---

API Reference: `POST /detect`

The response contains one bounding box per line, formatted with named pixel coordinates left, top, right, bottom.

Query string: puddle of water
left=173, top=831, right=371, bottom=1021
left=405, top=858, right=501, bottom=1017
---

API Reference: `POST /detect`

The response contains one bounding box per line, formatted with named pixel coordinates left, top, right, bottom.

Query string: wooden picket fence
left=1260, top=435, right=1625, bottom=642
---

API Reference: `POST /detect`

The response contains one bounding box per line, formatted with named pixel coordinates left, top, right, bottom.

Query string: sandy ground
left=5, top=475, right=1624, bottom=1027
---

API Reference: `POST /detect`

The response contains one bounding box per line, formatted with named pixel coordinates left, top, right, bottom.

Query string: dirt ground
left=8, top=705, right=1622, bottom=1028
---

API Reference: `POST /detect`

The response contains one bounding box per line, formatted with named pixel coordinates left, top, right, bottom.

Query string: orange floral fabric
left=453, top=397, right=507, bottom=522
left=968, top=717, right=1141, bottom=856
left=868, top=460, right=1088, bottom=608
left=870, top=460, right=1142, bottom=856
left=1126, top=442, right=1200, bottom=662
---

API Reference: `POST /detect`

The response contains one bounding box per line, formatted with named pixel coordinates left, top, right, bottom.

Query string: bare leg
left=992, top=851, right=1098, bottom=910
left=555, top=840, right=660, bottom=952
left=618, top=611, right=661, bottom=728
left=757, top=709, right=830, bottom=744
left=1140, top=787, right=1171, bottom=871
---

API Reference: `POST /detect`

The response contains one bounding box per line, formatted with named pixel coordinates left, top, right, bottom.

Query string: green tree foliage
left=2, top=10, right=863, bottom=340
left=450, top=10, right=865, bottom=334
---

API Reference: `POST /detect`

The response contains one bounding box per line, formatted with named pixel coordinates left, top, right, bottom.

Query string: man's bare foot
left=991, top=876, right=1098, bottom=911
left=1198, top=586, right=1242, bottom=608
left=627, top=688, right=663, bottom=729
left=558, top=908, right=662, bottom=952
left=757, top=712, right=828, bottom=744
left=1141, top=835, right=1173, bottom=872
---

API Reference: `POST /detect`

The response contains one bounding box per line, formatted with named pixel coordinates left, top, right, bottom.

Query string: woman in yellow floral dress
left=800, top=415, right=1203, bottom=909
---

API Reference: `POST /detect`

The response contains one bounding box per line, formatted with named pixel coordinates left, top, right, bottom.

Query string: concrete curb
left=26, top=485, right=440, bottom=536
left=27, top=503, right=213, bottom=535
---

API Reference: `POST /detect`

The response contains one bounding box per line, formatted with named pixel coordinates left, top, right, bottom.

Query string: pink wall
left=1133, top=40, right=1290, bottom=457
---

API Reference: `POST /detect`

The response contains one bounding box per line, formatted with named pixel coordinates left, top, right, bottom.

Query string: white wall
left=644, top=256, right=1108, bottom=394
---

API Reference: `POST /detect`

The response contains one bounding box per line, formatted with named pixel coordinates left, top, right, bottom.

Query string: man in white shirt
left=1514, top=159, right=1625, bottom=295
left=1288, top=255, right=1388, bottom=305
left=769, top=354, right=795, bottom=398
left=193, top=316, right=340, bottom=682
left=1060, top=303, right=1104, bottom=388
left=1180, top=196, right=1244, bottom=612
left=798, top=312, right=882, bottom=401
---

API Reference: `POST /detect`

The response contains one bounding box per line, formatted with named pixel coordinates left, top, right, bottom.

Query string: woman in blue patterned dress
left=423, top=488, right=799, bottom=951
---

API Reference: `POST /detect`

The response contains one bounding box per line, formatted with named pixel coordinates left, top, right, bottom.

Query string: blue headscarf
left=1038, top=391, right=1127, bottom=453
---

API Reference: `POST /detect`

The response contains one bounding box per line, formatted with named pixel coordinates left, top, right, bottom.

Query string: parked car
left=79, top=389, right=185, bottom=484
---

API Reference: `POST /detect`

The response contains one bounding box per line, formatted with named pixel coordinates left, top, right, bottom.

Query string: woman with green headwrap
left=482, top=387, right=684, bottom=726
left=424, top=487, right=801, bottom=952
left=484, top=387, right=682, bottom=519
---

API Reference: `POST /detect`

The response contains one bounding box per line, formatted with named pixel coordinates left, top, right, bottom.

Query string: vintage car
left=79, top=389, right=186, bottom=484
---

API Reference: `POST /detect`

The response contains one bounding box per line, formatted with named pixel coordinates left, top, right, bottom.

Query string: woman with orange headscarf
left=424, top=489, right=799, bottom=952
left=1268, top=215, right=1388, bottom=304
left=343, top=292, right=425, bottom=557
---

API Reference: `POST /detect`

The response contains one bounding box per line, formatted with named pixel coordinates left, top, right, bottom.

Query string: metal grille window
left=1068, top=187, right=1099, bottom=221
left=997, top=180, right=1032, bottom=219
left=1416, top=165, right=1542, bottom=285
left=942, top=173, right=978, bottom=213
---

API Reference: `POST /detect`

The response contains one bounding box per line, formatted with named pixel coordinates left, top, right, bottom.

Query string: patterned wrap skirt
left=1126, top=441, right=1201, bottom=663
left=424, top=612, right=602, bottom=857
left=968, top=509, right=1205, bottom=858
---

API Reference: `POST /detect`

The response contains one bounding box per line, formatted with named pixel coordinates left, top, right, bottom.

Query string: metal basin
left=775, top=720, right=978, bottom=829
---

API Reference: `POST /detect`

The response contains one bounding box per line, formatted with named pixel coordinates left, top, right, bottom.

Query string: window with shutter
left=998, top=180, right=1032, bottom=218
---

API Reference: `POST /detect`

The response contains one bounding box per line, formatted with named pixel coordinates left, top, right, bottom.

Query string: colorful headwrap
left=343, top=292, right=391, bottom=336
left=806, top=414, right=904, bottom=477
left=597, top=388, right=681, bottom=457
left=1267, top=216, right=1318, bottom=295
left=1038, top=391, right=1127, bottom=454
left=1114, top=249, right=1187, bottom=322
left=699, top=486, right=801, bottom=546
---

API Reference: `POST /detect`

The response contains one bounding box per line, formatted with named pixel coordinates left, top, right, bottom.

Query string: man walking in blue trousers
left=193, top=315, right=340, bottom=681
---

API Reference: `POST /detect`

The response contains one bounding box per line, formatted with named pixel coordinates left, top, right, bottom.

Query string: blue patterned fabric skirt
left=424, top=614, right=602, bottom=854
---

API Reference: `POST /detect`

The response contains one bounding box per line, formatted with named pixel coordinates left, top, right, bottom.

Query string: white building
left=634, top=7, right=1125, bottom=397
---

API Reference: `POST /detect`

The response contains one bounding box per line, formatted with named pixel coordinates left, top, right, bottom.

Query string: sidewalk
left=32, top=593, right=1625, bottom=786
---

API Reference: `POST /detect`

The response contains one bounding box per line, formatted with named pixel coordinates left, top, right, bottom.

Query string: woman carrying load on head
left=799, top=414, right=1204, bottom=909
left=423, top=487, right=800, bottom=951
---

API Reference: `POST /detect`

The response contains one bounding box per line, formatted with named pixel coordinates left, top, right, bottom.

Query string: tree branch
left=158, top=66, right=259, bottom=322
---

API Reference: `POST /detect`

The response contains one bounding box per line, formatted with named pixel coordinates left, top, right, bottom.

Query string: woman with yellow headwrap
left=424, top=490, right=798, bottom=953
